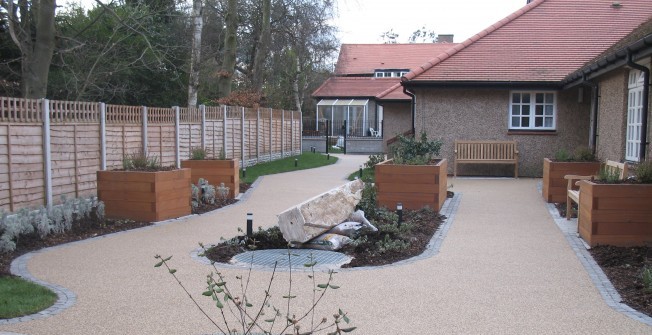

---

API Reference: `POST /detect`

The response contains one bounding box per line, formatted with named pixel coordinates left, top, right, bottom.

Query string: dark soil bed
left=204, top=208, right=445, bottom=268
left=554, top=202, right=577, bottom=219
left=0, top=182, right=252, bottom=277
left=590, top=245, right=652, bottom=317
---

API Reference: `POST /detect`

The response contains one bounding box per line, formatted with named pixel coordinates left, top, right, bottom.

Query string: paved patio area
left=2, top=154, right=652, bottom=334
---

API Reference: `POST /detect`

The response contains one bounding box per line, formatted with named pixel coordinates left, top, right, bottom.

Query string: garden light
left=359, top=165, right=363, bottom=179
left=246, top=213, right=253, bottom=238
left=295, top=158, right=298, bottom=167
left=397, top=202, right=403, bottom=226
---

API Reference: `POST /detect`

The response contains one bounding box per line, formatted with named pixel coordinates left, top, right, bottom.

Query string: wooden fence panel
left=1, top=125, right=45, bottom=210
left=105, top=125, right=142, bottom=169
left=147, top=125, right=177, bottom=167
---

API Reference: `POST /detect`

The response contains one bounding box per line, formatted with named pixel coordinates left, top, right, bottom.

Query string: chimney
left=437, top=34, right=454, bottom=43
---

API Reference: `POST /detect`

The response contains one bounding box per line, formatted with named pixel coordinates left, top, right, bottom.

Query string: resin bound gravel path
left=2, top=155, right=652, bottom=334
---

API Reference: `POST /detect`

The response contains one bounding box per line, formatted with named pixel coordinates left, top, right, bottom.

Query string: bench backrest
left=603, top=160, right=628, bottom=180
left=455, top=141, right=518, bottom=161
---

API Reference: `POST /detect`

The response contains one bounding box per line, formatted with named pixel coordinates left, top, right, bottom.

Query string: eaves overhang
left=400, top=80, right=563, bottom=90
left=562, top=33, right=652, bottom=89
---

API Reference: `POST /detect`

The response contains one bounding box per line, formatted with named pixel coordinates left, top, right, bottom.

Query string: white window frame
left=626, top=69, right=645, bottom=162
left=509, top=91, right=557, bottom=130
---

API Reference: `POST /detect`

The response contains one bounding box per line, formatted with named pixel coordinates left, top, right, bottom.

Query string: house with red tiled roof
left=310, top=42, right=456, bottom=147
left=401, top=0, right=652, bottom=176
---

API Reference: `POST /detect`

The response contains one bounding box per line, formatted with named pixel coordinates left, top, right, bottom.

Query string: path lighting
left=397, top=203, right=403, bottom=226
left=327, top=154, right=330, bottom=160
left=243, top=167, right=247, bottom=178
left=246, top=213, right=253, bottom=238
left=359, top=165, right=363, bottom=179
left=295, top=158, right=298, bottom=167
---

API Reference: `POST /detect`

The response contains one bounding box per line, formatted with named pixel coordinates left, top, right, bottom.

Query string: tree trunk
left=187, top=0, right=203, bottom=108
left=217, top=0, right=237, bottom=98
left=251, top=0, right=270, bottom=92
left=6, top=0, right=56, bottom=98
left=292, top=55, right=302, bottom=114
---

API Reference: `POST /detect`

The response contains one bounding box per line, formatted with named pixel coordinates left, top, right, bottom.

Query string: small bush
left=598, top=165, right=621, bottom=183
left=189, top=147, right=208, bottom=160
left=191, top=178, right=217, bottom=210
left=554, top=148, right=572, bottom=162
left=364, top=154, right=385, bottom=169
left=573, top=147, right=596, bottom=162
left=390, top=132, right=442, bottom=165
left=123, top=150, right=161, bottom=170
left=356, top=183, right=377, bottom=219
left=635, top=161, right=652, bottom=184
left=642, top=266, right=652, bottom=292
left=375, top=234, right=410, bottom=254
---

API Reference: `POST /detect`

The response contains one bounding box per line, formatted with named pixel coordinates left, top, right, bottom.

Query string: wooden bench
left=564, top=160, right=628, bottom=220
left=454, top=140, right=519, bottom=177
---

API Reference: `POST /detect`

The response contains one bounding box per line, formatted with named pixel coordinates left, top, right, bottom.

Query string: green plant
left=122, top=150, right=161, bottom=170
left=364, top=154, right=385, bottom=169
left=598, top=165, right=621, bottom=183
left=218, top=147, right=227, bottom=160
left=635, top=161, right=652, bottom=184
left=573, top=147, right=596, bottom=162
left=554, top=148, right=572, bottom=162
left=390, top=132, right=442, bottom=165
left=190, top=147, right=209, bottom=160
left=355, top=183, right=377, bottom=219
left=240, top=153, right=337, bottom=184
left=375, top=234, right=410, bottom=254
left=191, top=178, right=217, bottom=210
left=642, top=266, right=652, bottom=292
left=155, top=245, right=356, bottom=335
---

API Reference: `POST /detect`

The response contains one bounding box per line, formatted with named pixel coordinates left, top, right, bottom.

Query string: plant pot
left=542, top=158, right=601, bottom=203
left=180, top=159, right=240, bottom=198
left=375, top=159, right=448, bottom=211
left=97, top=169, right=191, bottom=222
left=578, top=180, right=652, bottom=247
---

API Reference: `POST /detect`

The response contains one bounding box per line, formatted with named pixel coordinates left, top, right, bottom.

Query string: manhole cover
left=231, top=249, right=351, bottom=270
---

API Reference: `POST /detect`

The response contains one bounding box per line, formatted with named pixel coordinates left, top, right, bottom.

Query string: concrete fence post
left=100, top=102, right=107, bottom=170
left=174, top=106, right=180, bottom=168
left=281, top=110, right=285, bottom=158
left=256, top=108, right=260, bottom=163
left=269, top=108, right=273, bottom=160
left=42, top=99, right=52, bottom=210
left=200, top=104, right=206, bottom=149
left=142, top=106, right=148, bottom=156
left=223, top=105, right=228, bottom=158
left=241, top=107, right=245, bottom=167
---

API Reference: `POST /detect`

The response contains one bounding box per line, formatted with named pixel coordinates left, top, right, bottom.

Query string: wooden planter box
left=542, top=158, right=601, bottom=203
left=578, top=180, right=652, bottom=247
left=375, top=159, right=448, bottom=211
left=180, top=159, right=239, bottom=198
left=97, top=169, right=191, bottom=222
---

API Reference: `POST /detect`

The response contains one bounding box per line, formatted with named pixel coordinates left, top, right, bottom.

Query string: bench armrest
left=564, top=174, right=593, bottom=190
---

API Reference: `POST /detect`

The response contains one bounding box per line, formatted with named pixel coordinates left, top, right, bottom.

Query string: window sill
left=507, top=130, right=557, bottom=136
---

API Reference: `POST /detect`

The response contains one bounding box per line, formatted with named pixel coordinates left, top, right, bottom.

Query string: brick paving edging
left=192, top=192, right=462, bottom=272
left=0, top=177, right=266, bottom=326
left=539, top=182, right=652, bottom=326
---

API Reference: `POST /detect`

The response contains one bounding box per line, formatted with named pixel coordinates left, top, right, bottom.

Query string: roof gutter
left=627, top=50, right=650, bottom=162
left=403, top=86, right=416, bottom=135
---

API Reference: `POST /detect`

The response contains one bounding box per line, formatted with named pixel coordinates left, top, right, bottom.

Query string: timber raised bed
left=180, top=159, right=239, bottom=198
left=375, top=159, right=447, bottom=211
left=578, top=180, right=652, bottom=247
left=542, top=158, right=601, bottom=203
left=97, top=168, right=191, bottom=222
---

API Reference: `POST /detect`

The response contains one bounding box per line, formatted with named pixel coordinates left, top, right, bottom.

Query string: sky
left=334, top=0, right=528, bottom=44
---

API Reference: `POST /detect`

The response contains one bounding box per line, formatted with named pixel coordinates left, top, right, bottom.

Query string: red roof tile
left=335, top=43, right=457, bottom=75
left=312, top=77, right=410, bottom=101
left=404, top=0, right=652, bottom=83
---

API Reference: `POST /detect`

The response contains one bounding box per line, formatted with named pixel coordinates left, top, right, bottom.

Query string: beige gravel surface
left=2, top=154, right=652, bottom=334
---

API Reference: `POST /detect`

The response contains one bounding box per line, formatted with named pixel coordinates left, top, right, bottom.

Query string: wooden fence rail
left=0, top=97, right=302, bottom=212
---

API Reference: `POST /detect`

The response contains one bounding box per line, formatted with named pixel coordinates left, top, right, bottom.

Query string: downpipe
left=627, top=51, right=650, bottom=162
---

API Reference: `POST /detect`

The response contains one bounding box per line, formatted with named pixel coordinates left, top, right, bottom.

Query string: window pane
left=522, top=94, right=530, bottom=104
left=522, top=117, right=530, bottom=126
left=545, top=118, right=553, bottom=127
left=535, top=118, right=543, bottom=127
left=536, top=93, right=543, bottom=103
left=545, top=105, right=553, bottom=115
left=535, top=105, right=543, bottom=115
left=511, top=117, right=519, bottom=127
left=522, top=105, right=530, bottom=115
left=545, top=93, right=554, bottom=104
left=512, top=93, right=520, bottom=103
left=512, top=105, right=520, bottom=115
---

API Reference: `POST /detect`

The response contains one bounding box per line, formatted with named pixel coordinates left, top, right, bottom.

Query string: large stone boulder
left=277, top=179, right=364, bottom=244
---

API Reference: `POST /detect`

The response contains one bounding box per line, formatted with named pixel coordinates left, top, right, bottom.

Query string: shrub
left=598, top=165, right=621, bottom=183
left=642, top=266, right=652, bottom=292
left=554, top=148, right=572, bottom=162
left=355, top=183, right=377, bottom=219
left=390, top=132, right=442, bottom=165
left=191, top=178, right=217, bottom=210
left=122, top=150, right=161, bottom=170
left=189, top=147, right=208, bottom=160
left=635, top=161, right=652, bottom=184
left=573, top=147, right=596, bottom=162
left=364, top=154, right=385, bottom=169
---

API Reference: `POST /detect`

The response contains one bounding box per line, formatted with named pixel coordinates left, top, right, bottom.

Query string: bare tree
left=2, top=0, right=56, bottom=98
left=216, top=0, right=236, bottom=98
left=250, top=0, right=270, bottom=92
left=187, top=0, right=203, bottom=107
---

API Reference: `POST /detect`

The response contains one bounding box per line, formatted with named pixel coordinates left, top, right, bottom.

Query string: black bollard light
left=295, top=158, right=298, bottom=167
left=246, top=213, right=253, bottom=238
left=243, top=167, right=247, bottom=179
left=327, top=153, right=330, bottom=160
left=359, top=165, right=363, bottom=179
left=396, top=202, right=403, bottom=226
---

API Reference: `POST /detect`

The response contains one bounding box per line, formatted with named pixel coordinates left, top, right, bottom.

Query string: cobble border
left=191, top=192, right=462, bottom=272
left=539, top=181, right=652, bottom=326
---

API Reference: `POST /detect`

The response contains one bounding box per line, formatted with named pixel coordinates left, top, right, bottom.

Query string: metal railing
left=302, top=119, right=382, bottom=138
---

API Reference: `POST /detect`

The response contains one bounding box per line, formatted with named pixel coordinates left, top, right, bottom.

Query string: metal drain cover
left=231, top=249, right=351, bottom=270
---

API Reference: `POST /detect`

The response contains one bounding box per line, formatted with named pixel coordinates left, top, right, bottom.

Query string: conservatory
left=314, top=99, right=379, bottom=137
